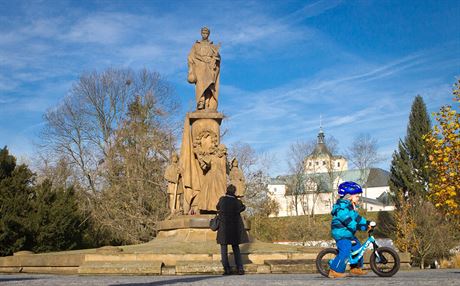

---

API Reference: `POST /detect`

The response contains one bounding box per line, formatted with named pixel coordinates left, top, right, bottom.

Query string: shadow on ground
left=0, top=277, right=38, bottom=282
left=110, top=275, right=223, bottom=286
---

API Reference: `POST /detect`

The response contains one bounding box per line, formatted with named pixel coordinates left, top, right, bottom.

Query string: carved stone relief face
left=201, top=134, right=213, bottom=151
left=193, top=130, right=218, bottom=155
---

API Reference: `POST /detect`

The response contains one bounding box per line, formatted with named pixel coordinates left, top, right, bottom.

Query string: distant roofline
left=269, top=167, right=390, bottom=187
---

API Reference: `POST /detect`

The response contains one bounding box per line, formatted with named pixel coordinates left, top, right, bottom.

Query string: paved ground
left=0, top=269, right=458, bottom=286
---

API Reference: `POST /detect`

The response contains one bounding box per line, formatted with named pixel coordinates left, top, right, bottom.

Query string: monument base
left=155, top=214, right=250, bottom=242
left=156, top=215, right=216, bottom=242
left=0, top=239, right=411, bottom=275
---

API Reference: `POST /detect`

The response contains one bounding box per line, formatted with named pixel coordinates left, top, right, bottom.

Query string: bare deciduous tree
left=228, top=142, right=278, bottom=217
left=41, top=68, right=179, bottom=194
left=347, top=133, right=384, bottom=208
left=286, top=140, right=315, bottom=216
left=347, top=133, right=383, bottom=182
left=39, top=68, right=180, bottom=244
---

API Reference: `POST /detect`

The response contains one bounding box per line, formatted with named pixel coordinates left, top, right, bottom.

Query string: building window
left=309, top=162, right=312, bottom=166
left=323, top=161, right=326, bottom=165
left=337, top=162, right=340, bottom=167
left=315, top=161, right=319, bottom=166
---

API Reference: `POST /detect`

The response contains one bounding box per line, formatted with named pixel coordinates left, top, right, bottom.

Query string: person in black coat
left=216, top=184, right=249, bottom=275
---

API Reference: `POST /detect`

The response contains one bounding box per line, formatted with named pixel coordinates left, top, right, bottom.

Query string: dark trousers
left=220, top=244, right=243, bottom=270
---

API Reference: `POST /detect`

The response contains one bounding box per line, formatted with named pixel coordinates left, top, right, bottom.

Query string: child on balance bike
left=329, top=181, right=372, bottom=278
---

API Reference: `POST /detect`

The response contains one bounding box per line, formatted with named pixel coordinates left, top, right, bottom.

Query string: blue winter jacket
left=330, top=199, right=368, bottom=240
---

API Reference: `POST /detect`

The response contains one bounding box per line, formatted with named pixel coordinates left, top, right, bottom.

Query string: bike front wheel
left=370, top=246, right=400, bottom=277
left=315, top=248, right=338, bottom=277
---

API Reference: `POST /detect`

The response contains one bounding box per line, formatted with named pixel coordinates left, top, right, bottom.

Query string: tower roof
left=308, top=127, right=332, bottom=158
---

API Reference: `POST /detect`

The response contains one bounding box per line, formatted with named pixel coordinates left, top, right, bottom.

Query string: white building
left=268, top=128, right=394, bottom=217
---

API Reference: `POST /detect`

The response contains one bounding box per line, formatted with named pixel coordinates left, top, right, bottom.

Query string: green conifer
left=0, top=147, right=35, bottom=256
left=389, top=95, right=432, bottom=201
left=28, top=180, right=84, bottom=253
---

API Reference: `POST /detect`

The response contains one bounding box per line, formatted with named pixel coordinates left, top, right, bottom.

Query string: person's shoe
left=237, top=269, right=245, bottom=275
left=328, top=269, right=347, bottom=278
left=223, top=267, right=232, bottom=275
left=350, top=268, right=368, bottom=276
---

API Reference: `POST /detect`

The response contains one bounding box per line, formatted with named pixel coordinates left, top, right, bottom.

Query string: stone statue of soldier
left=164, top=153, right=183, bottom=214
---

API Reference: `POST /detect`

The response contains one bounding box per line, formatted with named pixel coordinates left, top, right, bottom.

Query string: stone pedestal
left=180, top=111, right=227, bottom=214
left=156, top=215, right=216, bottom=241
left=188, top=111, right=224, bottom=141
left=156, top=215, right=249, bottom=242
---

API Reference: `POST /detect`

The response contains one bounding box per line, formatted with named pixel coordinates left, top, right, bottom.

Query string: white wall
left=268, top=183, right=394, bottom=217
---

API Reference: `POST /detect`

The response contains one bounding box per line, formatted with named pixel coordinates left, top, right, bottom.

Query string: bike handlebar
left=367, top=221, right=377, bottom=235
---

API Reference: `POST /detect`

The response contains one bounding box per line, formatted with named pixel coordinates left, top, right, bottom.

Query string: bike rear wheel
left=315, top=248, right=338, bottom=277
left=370, top=246, right=400, bottom=277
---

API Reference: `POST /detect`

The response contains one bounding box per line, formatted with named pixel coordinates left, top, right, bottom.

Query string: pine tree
left=0, top=147, right=35, bottom=256
left=0, top=147, right=87, bottom=256
left=28, top=179, right=85, bottom=253
left=389, top=95, right=432, bottom=200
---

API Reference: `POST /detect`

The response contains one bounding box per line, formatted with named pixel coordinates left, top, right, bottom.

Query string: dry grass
left=440, top=253, right=460, bottom=268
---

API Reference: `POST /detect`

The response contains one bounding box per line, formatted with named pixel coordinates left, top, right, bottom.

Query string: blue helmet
left=338, top=181, right=362, bottom=197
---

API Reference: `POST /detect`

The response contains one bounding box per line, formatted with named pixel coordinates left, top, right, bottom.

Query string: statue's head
left=171, top=153, right=179, bottom=163
left=232, top=158, right=239, bottom=167
left=218, top=144, right=227, bottom=154
left=201, top=27, right=210, bottom=40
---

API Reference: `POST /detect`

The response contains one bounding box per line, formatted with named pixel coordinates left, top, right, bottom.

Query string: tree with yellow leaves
left=424, top=79, right=460, bottom=222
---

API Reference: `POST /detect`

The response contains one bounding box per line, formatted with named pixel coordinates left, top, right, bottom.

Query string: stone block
left=247, top=253, right=289, bottom=264
left=161, top=265, right=176, bottom=275
left=242, top=263, right=258, bottom=273
left=156, top=215, right=214, bottom=231
left=84, top=253, right=213, bottom=266
left=78, top=261, right=163, bottom=275
left=156, top=228, right=217, bottom=241
left=175, top=260, right=223, bottom=275
left=20, top=266, right=79, bottom=274
left=290, top=253, right=317, bottom=260
left=256, top=264, right=271, bottom=274
left=0, top=267, right=21, bottom=273
left=0, top=253, right=84, bottom=267
left=265, top=259, right=316, bottom=274
left=0, top=256, right=20, bottom=267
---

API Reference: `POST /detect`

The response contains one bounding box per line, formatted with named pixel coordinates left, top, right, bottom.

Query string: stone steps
left=0, top=246, right=411, bottom=275
left=78, top=259, right=317, bottom=275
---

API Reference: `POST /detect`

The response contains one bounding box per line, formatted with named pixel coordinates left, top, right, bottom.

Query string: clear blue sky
left=1, top=0, right=459, bottom=174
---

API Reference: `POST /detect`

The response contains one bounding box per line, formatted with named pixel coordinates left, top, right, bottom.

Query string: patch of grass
left=249, top=211, right=394, bottom=242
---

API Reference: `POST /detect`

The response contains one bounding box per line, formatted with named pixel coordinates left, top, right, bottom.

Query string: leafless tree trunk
left=286, top=140, right=315, bottom=216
